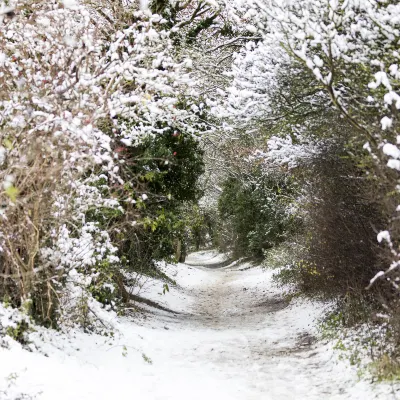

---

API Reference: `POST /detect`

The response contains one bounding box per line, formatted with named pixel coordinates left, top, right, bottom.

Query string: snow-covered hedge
left=0, top=0, right=210, bottom=327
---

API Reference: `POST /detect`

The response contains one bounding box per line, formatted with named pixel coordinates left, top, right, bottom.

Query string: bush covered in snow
left=0, top=0, right=231, bottom=329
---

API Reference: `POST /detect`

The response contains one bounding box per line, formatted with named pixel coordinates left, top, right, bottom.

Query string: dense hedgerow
left=0, top=0, right=237, bottom=328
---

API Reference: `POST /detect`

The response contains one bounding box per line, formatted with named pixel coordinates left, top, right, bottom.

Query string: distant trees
left=217, top=165, right=299, bottom=258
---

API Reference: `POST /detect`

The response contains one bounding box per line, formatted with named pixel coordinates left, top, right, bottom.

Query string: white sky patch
left=0, top=147, right=6, bottom=166
left=377, top=230, right=391, bottom=243
left=387, top=159, right=400, bottom=171
left=61, top=0, right=79, bottom=9
left=140, top=0, right=149, bottom=10
left=382, top=143, right=400, bottom=159
left=381, top=116, right=393, bottom=130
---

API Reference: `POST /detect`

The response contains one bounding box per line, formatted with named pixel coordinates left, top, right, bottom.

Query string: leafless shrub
left=297, top=147, right=391, bottom=324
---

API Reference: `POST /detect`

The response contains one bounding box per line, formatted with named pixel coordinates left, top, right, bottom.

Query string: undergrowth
left=318, top=309, right=398, bottom=381
left=265, top=241, right=400, bottom=382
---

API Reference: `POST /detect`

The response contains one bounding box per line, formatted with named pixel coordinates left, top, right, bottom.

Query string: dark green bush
left=114, top=129, right=205, bottom=273
left=217, top=167, right=299, bottom=258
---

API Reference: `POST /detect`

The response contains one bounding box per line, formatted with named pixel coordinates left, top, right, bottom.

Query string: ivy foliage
left=117, top=129, right=205, bottom=272
left=130, top=129, right=205, bottom=203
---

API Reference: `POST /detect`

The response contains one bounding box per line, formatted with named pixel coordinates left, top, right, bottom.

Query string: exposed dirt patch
left=255, top=297, right=289, bottom=313
left=186, top=258, right=234, bottom=269
left=296, top=332, right=317, bottom=348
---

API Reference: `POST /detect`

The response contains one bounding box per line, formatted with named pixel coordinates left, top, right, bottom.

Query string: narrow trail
left=169, top=253, right=339, bottom=399
left=140, top=250, right=396, bottom=399
left=0, top=251, right=397, bottom=399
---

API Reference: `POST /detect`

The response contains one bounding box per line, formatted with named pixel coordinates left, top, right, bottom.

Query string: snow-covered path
left=0, top=251, right=398, bottom=399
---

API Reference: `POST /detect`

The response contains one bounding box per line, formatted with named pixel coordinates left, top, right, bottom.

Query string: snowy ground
left=0, top=250, right=399, bottom=399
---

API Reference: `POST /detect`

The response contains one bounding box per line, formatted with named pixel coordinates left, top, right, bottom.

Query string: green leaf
left=162, top=283, right=169, bottom=294
left=3, top=138, right=13, bottom=150
left=5, top=185, right=19, bottom=202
